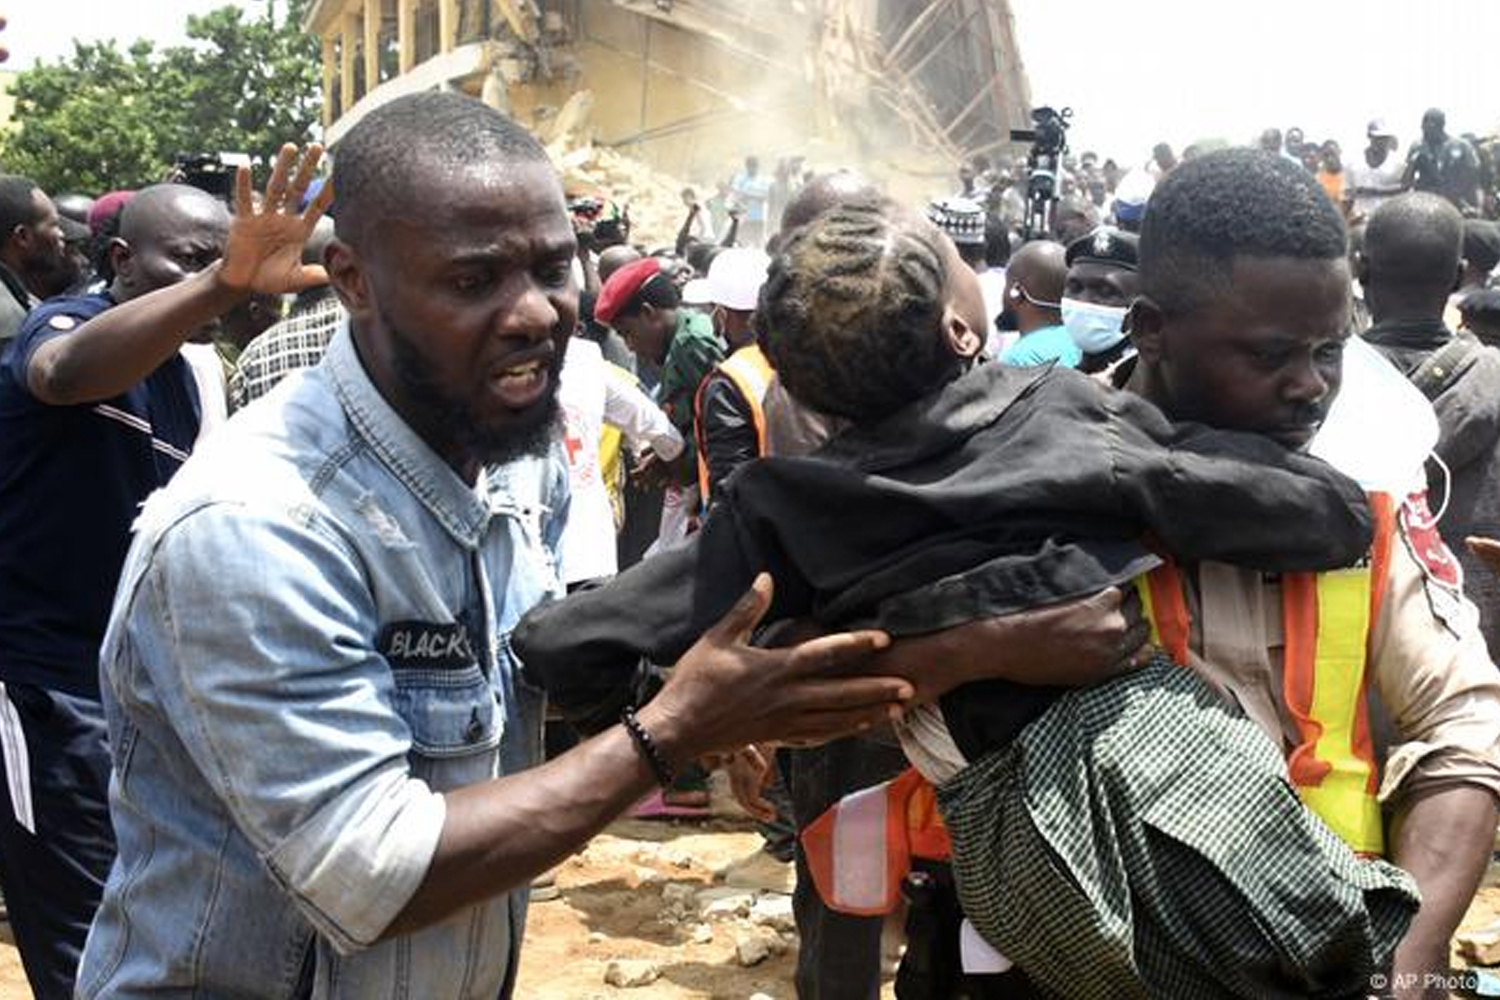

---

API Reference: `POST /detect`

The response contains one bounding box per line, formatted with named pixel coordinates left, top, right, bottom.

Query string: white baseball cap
left=701, top=248, right=771, bottom=311
left=682, top=277, right=713, bottom=306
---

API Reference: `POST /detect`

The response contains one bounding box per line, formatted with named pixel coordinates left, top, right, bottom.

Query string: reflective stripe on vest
left=1136, top=492, right=1396, bottom=856
left=800, top=767, right=952, bottom=916
left=694, top=344, right=774, bottom=499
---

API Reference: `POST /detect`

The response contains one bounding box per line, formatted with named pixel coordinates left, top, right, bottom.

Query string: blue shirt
left=79, top=325, right=569, bottom=999
left=999, top=323, right=1083, bottom=369
left=0, top=293, right=200, bottom=698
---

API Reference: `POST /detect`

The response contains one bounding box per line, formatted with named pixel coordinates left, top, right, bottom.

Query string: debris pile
left=542, top=91, right=696, bottom=249
left=517, top=817, right=809, bottom=997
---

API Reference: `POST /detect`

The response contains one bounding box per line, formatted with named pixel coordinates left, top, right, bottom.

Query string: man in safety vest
left=1121, top=148, right=1500, bottom=997
left=689, top=247, right=774, bottom=508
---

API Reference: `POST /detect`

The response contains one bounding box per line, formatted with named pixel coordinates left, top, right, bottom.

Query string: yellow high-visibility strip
left=1136, top=576, right=1163, bottom=648
left=1298, top=566, right=1383, bottom=855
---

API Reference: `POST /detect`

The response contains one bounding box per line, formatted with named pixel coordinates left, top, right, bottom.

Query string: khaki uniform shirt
left=1179, top=512, right=1500, bottom=807
left=767, top=366, right=1500, bottom=805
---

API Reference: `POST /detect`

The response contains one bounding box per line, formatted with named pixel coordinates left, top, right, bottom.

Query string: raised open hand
left=219, top=143, right=334, bottom=295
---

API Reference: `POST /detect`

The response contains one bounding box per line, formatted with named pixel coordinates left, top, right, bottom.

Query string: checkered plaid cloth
left=228, top=295, right=344, bottom=412
left=935, top=657, right=1420, bottom=999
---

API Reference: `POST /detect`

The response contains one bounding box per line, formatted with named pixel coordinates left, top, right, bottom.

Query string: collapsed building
left=304, top=0, right=1034, bottom=241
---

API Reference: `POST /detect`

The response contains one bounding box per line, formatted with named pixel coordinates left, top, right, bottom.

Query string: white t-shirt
left=1345, top=153, right=1406, bottom=221
left=181, top=342, right=228, bottom=444
left=977, top=266, right=1014, bottom=358
left=557, top=337, right=684, bottom=583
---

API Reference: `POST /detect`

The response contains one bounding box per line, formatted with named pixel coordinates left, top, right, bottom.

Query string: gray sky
left=10, top=0, right=1500, bottom=165
left=7, top=0, right=260, bottom=67
left=1009, top=0, right=1500, bottom=165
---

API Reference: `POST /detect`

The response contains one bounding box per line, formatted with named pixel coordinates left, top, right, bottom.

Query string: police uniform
left=1165, top=503, right=1500, bottom=811
left=1063, top=226, right=1139, bottom=376
left=842, top=343, right=1500, bottom=993
left=1065, top=224, right=1138, bottom=269
left=0, top=293, right=201, bottom=998
left=1132, top=342, right=1500, bottom=836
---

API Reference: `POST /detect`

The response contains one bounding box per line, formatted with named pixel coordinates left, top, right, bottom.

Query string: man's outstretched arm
left=388, top=574, right=912, bottom=936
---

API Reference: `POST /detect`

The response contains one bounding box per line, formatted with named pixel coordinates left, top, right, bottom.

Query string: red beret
left=88, top=190, right=136, bottom=236
left=595, top=257, right=663, bottom=325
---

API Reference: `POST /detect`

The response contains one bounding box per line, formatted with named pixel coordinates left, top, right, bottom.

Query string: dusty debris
left=662, top=881, right=697, bottom=906
left=750, top=894, right=796, bottom=933
left=1459, top=920, right=1500, bottom=966
left=540, top=90, right=594, bottom=147
left=546, top=95, right=696, bottom=251
left=603, top=958, right=662, bottom=988
left=720, top=850, right=796, bottom=894
left=735, top=931, right=772, bottom=968
left=515, top=820, right=812, bottom=996
left=697, top=887, right=755, bottom=921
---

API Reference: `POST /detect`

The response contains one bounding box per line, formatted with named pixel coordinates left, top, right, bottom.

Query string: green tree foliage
left=0, top=1, right=320, bottom=194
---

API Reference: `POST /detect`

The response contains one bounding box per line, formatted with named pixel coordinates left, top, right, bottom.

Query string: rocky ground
left=515, top=816, right=825, bottom=999
left=4, top=811, right=1500, bottom=998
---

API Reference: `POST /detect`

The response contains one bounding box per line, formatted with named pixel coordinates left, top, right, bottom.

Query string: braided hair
left=759, top=203, right=959, bottom=422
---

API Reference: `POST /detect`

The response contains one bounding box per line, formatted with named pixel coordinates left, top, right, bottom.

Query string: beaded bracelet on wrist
left=621, top=707, right=676, bottom=788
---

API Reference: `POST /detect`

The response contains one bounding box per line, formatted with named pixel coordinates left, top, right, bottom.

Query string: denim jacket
left=78, top=325, right=568, bottom=999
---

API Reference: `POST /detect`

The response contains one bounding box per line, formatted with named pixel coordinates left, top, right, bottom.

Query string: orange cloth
left=1318, top=169, right=1346, bottom=207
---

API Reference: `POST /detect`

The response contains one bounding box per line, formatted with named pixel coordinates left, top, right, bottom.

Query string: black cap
left=1459, top=288, right=1500, bottom=324
left=1463, top=220, right=1500, bottom=274
left=59, top=217, right=90, bottom=243
left=1065, top=225, right=1139, bottom=271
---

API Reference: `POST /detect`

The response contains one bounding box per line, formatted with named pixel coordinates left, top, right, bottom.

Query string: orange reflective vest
left=1137, top=492, right=1397, bottom=856
left=803, top=493, right=1397, bottom=915
left=800, top=767, right=952, bottom=916
left=693, top=344, right=774, bottom=500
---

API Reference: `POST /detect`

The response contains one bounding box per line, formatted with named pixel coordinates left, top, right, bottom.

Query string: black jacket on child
left=514, top=360, right=1373, bottom=758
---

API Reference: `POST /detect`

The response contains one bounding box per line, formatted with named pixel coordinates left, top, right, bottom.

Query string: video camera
left=567, top=195, right=605, bottom=220
left=1010, top=106, right=1071, bottom=157
left=1009, top=106, right=1072, bottom=239
left=568, top=195, right=630, bottom=249
left=171, top=152, right=251, bottom=203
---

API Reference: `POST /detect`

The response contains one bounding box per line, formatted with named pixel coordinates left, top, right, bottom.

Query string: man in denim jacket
left=78, top=94, right=1023, bottom=999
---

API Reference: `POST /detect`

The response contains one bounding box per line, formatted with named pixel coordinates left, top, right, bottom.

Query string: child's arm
left=514, top=502, right=805, bottom=733
left=1103, top=386, right=1375, bottom=571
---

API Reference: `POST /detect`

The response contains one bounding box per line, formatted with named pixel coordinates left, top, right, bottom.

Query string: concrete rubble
left=545, top=90, right=698, bottom=250
left=603, top=958, right=662, bottom=988
left=1459, top=920, right=1500, bottom=966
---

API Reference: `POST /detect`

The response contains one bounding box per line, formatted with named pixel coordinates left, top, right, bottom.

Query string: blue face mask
left=1061, top=297, right=1128, bottom=354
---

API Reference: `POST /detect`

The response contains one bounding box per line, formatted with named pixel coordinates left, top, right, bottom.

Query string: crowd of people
left=0, top=86, right=1495, bottom=1000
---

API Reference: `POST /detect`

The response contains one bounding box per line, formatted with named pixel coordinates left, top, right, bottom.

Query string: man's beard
left=30, top=251, right=79, bottom=299
left=386, top=316, right=563, bottom=468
